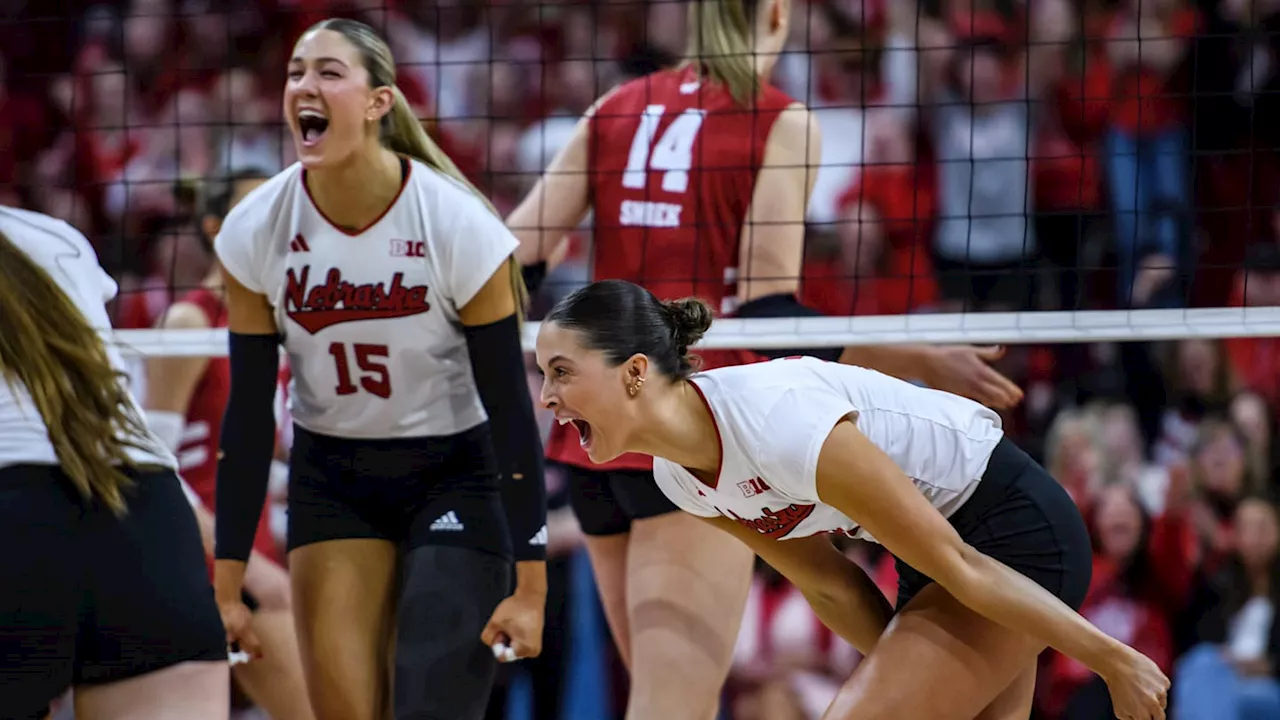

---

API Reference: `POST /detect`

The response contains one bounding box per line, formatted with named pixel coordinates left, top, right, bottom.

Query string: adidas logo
left=528, top=525, right=548, bottom=546
left=289, top=233, right=310, bottom=253
left=429, top=511, right=464, bottom=532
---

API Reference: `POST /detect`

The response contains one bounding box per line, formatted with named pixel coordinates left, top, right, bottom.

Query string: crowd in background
left=7, top=0, right=1280, bottom=718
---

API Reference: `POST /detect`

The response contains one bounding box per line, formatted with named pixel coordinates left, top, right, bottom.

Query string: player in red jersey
left=144, top=171, right=313, bottom=720
left=506, top=1, right=1023, bottom=715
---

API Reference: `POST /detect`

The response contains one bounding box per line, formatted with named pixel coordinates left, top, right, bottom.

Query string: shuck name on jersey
left=725, top=503, right=816, bottom=540
left=619, top=199, right=682, bottom=228
left=285, top=266, right=430, bottom=334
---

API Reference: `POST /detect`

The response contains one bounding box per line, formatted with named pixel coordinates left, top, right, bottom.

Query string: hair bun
left=662, top=297, right=714, bottom=354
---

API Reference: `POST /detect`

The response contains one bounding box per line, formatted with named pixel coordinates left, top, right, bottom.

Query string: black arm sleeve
left=735, top=294, right=843, bottom=362
left=464, top=314, right=548, bottom=562
left=521, top=261, right=548, bottom=295
left=214, top=332, right=280, bottom=562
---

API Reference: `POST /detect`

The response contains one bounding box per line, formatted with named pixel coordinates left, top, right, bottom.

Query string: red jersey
left=545, top=66, right=795, bottom=472
left=177, top=288, right=281, bottom=566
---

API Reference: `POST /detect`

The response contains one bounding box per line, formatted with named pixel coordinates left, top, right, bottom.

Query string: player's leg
left=565, top=464, right=638, bottom=666
left=616, top=472, right=755, bottom=720
left=74, top=468, right=230, bottom=719
left=973, top=666, right=1037, bottom=720
left=287, top=428, right=399, bottom=720
left=74, top=662, right=230, bottom=720
left=392, top=485, right=512, bottom=720
left=232, top=608, right=315, bottom=720
left=290, top=539, right=398, bottom=720
left=820, top=583, right=1042, bottom=720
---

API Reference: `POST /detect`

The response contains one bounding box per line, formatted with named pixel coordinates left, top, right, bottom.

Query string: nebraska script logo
left=726, top=503, right=815, bottom=540
left=285, top=266, right=430, bottom=334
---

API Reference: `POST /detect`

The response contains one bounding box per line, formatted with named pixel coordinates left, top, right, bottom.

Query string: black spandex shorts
left=0, top=464, right=226, bottom=720
left=288, top=424, right=512, bottom=559
left=563, top=462, right=680, bottom=536
left=894, top=437, right=1093, bottom=612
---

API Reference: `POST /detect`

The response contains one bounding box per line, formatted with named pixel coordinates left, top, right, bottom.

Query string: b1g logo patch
left=737, top=476, right=770, bottom=498
left=390, top=239, right=425, bottom=258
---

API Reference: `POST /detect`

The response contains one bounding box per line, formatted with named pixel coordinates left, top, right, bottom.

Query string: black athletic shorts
left=288, top=424, right=512, bottom=560
left=894, top=437, right=1093, bottom=612
left=0, top=464, right=226, bottom=720
left=563, top=462, right=680, bottom=536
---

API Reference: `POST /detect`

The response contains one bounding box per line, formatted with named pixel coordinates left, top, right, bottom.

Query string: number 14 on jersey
left=622, top=104, right=707, bottom=194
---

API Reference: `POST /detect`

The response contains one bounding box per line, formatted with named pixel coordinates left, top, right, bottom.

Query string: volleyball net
left=11, top=0, right=1275, bottom=360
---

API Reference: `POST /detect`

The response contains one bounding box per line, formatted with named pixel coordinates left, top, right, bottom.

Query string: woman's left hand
left=922, top=346, right=1024, bottom=410
left=481, top=589, right=545, bottom=662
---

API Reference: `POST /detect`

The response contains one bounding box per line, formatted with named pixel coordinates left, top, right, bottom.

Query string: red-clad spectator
left=801, top=163, right=938, bottom=317
left=1188, top=419, right=1260, bottom=573
left=1039, top=483, right=1194, bottom=718
left=1174, top=497, right=1280, bottom=719
left=1226, top=244, right=1280, bottom=410
left=1102, top=0, right=1200, bottom=307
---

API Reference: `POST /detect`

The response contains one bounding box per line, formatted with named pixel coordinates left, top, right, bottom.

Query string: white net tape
left=107, top=306, right=1280, bottom=357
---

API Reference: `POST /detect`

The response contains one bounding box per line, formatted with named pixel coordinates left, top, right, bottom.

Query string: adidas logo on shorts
left=429, top=511, right=464, bottom=532
left=528, top=525, right=548, bottom=546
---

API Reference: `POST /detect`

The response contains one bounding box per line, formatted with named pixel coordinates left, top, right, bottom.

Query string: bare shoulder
left=157, top=301, right=212, bottom=331
left=764, top=101, right=821, bottom=161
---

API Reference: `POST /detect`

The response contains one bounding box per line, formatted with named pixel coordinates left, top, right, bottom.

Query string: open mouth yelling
left=558, top=416, right=593, bottom=449
left=297, top=109, right=329, bottom=147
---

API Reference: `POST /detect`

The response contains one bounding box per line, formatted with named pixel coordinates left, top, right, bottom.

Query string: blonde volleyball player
left=535, top=279, right=1171, bottom=720
left=145, top=171, right=313, bottom=720
left=212, top=19, right=547, bottom=720
left=0, top=207, right=228, bottom=719
left=507, top=0, right=1020, bottom=715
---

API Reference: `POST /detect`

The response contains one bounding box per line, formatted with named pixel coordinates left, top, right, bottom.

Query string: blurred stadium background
left=9, top=0, right=1280, bottom=718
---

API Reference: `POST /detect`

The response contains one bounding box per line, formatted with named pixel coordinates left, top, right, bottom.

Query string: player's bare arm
left=507, top=87, right=620, bottom=270
left=146, top=302, right=214, bottom=415
left=702, top=515, right=891, bottom=654
left=813, top=419, right=1169, bottom=715
left=839, top=345, right=1023, bottom=410
left=735, top=101, right=820, bottom=302
left=222, top=270, right=279, bottom=335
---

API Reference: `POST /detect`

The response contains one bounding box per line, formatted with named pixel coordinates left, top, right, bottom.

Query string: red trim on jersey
left=302, top=156, right=412, bottom=237
left=688, top=380, right=723, bottom=489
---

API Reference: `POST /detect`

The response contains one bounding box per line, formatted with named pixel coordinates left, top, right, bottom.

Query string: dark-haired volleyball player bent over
left=213, top=18, right=547, bottom=720
left=0, top=206, right=227, bottom=720
left=535, top=280, right=1172, bottom=720
left=508, top=0, right=1021, bottom=716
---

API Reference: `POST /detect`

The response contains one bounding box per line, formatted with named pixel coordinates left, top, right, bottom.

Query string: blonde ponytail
left=384, top=86, right=494, bottom=213
left=310, top=17, right=530, bottom=318
left=381, top=88, right=529, bottom=317
left=686, top=0, right=761, bottom=106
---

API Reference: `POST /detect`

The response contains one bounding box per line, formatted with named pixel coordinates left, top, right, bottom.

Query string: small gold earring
left=628, top=376, right=645, bottom=397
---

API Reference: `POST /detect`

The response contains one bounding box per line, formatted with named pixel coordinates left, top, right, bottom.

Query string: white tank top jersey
left=215, top=159, right=518, bottom=439
left=653, top=357, right=1005, bottom=543
left=0, top=207, right=176, bottom=471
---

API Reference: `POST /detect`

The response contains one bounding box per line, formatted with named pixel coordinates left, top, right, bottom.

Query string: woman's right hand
left=1102, top=645, right=1170, bottom=720
left=217, top=596, right=262, bottom=659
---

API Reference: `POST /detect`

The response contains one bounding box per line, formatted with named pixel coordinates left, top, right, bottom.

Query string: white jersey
left=0, top=207, right=176, bottom=470
left=215, top=159, right=517, bottom=439
left=653, top=357, right=1004, bottom=543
